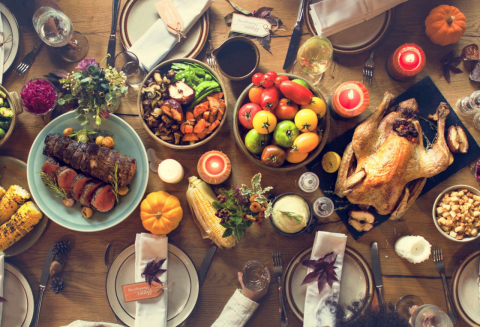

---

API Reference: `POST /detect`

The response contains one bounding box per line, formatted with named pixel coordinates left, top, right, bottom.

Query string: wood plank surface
left=0, top=0, right=479, bottom=326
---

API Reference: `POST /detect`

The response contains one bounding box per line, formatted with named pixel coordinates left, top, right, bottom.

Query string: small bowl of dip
left=270, top=192, right=317, bottom=236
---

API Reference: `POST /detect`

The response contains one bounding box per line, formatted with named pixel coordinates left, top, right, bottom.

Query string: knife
left=371, top=242, right=384, bottom=306
left=107, top=0, right=121, bottom=67
left=31, top=244, right=55, bottom=327
left=477, top=258, right=480, bottom=300
left=283, top=0, right=306, bottom=70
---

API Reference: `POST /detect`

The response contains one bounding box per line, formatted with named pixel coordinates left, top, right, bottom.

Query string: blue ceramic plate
left=27, top=112, right=149, bottom=232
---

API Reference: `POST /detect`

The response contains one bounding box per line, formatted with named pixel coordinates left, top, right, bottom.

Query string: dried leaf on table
left=0, top=297, right=6, bottom=303
left=440, top=51, right=464, bottom=83
left=224, top=12, right=234, bottom=25
left=225, top=0, right=251, bottom=15
left=449, top=65, right=463, bottom=74
left=142, top=258, right=167, bottom=286
left=258, top=35, right=272, bottom=53
left=253, top=7, right=273, bottom=18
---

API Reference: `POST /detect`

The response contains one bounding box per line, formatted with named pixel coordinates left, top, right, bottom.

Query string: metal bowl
left=270, top=192, right=318, bottom=236
left=233, top=73, right=330, bottom=171
left=137, top=58, right=228, bottom=150
left=0, top=85, right=22, bottom=148
left=432, top=184, right=480, bottom=243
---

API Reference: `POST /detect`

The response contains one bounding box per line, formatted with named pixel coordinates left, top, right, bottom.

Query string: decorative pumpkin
left=425, top=5, right=466, bottom=46
left=140, top=191, right=183, bottom=235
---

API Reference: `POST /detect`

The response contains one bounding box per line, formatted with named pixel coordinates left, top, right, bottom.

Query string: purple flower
left=75, top=58, right=99, bottom=72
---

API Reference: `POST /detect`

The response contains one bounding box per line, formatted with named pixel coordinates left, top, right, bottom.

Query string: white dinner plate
left=119, top=0, right=209, bottom=61
left=106, top=243, right=199, bottom=326
left=0, top=3, right=19, bottom=71
left=1, top=263, right=34, bottom=327
left=452, top=250, right=480, bottom=326
left=284, top=246, right=374, bottom=322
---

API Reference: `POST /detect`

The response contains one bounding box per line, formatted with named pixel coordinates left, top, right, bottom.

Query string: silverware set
left=432, top=245, right=457, bottom=323
left=363, top=49, right=375, bottom=84
left=13, top=40, right=43, bottom=76
left=272, top=250, right=288, bottom=327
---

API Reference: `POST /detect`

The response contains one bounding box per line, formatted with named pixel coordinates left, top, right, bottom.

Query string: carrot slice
left=207, top=120, right=220, bottom=133
left=193, top=104, right=208, bottom=118
left=217, top=100, right=225, bottom=121
left=193, top=119, right=206, bottom=134
left=182, top=133, right=199, bottom=142
left=203, top=111, right=210, bottom=121
left=186, top=111, right=194, bottom=121
left=208, top=96, right=220, bottom=113
left=197, top=132, right=208, bottom=140
left=184, top=125, right=194, bottom=134
left=208, top=112, right=217, bottom=124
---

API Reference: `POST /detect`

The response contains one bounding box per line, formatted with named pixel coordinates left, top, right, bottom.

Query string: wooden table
left=1, top=0, right=480, bottom=326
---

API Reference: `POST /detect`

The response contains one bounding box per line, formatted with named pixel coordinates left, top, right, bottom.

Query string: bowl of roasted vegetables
left=138, top=58, right=227, bottom=149
left=0, top=85, right=22, bottom=148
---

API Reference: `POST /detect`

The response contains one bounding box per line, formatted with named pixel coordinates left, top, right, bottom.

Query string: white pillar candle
left=158, top=159, right=184, bottom=184
left=394, top=235, right=431, bottom=264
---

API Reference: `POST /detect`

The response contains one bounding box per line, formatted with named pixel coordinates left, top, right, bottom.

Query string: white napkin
left=304, top=231, right=347, bottom=327
left=62, top=321, right=124, bottom=327
left=310, top=0, right=408, bottom=37
left=0, top=255, right=3, bottom=327
left=135, top=233, right=168, bottom=327
left=130, top=0, right=214, bottom=71
left=0, top=12, right=4, bottom=84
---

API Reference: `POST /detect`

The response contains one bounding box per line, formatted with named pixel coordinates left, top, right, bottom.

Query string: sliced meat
left=81, top=143, right=100, bottom=175
left=63, top=141, right=81, bottom=165
left=56, top=166, right=77, bottom=193
left=70, top=143, right=88, bottom=170
left=41, top=157, right=60, bottom=184
left=91, top=184, right=116, bottom=213
left=70, top=174, right=92, bottom=201
left=53, top=137, right=72, bottom=160
left=94, top=147, right=119, bottom=184
left=116, top=154, right=137, bottom=187
left=43, top=133, right=62, bottom=157
left=79, top=181, right=103, bottom=207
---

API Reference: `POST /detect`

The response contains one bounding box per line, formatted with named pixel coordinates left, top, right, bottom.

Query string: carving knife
left=107, top=0, right=121, bottom=67
left=283, top=0, right=306, bottom=70
left=31, top=244, right=55, bottom=327
left=371, top=242, right=384, bottom=306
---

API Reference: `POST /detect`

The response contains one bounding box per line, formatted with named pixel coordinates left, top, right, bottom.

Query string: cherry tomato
left=285, top=147, right=309, bottom=163
left=260, top=87, right=280, bottom=112
left=253, top=110, right=277, bottom=134
left=276, top=98, right=299, bottom=121
left=295, top=109, right=318, bottom=132
left=279, top=80, right=313, bottom=106
left=252, top=73, right=264, bottom=86
left=274, top=75, right=289, bottom=88
left=261, top=145, right=286, bottom=167
left=238, top=103, right=262, bottom=130
left=293, top=132, right=319, bottom=152
left=262, top=71, right=277, bottom=88
left=249, top=86, right=264, bottom=104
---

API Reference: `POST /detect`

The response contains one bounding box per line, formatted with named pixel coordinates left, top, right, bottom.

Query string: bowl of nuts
left=432, top=185, right=480, bottom=242
left=138, top=58, right=228, bottom=149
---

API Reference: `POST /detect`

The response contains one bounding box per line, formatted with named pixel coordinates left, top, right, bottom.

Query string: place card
left=155, top=0, right=185, bottom=41
left=231, top=13, right=271, bottom=38
left=122, top=281, right=164, bottom=302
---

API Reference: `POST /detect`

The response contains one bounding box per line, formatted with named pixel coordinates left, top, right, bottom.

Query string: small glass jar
left=312, top=197, right=334, bottom=218
left=20, top=78, right=58, bottom=120
left=473, top=112, right=480, bottom=131
left=296, top=172, right=319, bottom=193
left=456, top=91, right=480, bottom=117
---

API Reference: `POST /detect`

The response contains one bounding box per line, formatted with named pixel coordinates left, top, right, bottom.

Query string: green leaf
left=81, top=120, right=89, bottom=126
left=246, top=220, right=253, bottom=227
left=96, top=116, right=101, bottom=125
left=225, top=0, right=251, bottom=15
left=251, top=173, right=261, bottom=192
left=212, top=201, right=222, bottom=210
left=81, top=77, right=91, bottom=83
left=222, top=228, right=233, bottom=238
left=279, top=211, right=303, bottom=224
left=231, top=215, right=242, bottom=224
left=58, top=99, right=65, bottom=105
left=224, top=12, right=234, bottom=25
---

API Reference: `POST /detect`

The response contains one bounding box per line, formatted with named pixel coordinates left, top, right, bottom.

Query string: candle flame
left=348, top=89, right=354, bottom=100
left=211, top=162, right=219, bottom=169
left=405, top=53, right=415, bottom=63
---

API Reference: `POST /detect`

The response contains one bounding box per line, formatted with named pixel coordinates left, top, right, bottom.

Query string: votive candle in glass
left=331, top=81, right=370, bottom=118
left=387, top=43, right=426, bottom=81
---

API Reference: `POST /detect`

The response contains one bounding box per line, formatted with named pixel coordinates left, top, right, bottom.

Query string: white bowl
left=432, top=185, right=480, bottom=243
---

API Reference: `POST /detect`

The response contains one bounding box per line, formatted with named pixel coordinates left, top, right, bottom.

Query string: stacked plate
left=1, top=263, right=34, bottom=326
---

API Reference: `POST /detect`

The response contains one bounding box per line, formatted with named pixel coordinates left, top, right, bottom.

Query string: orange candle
left=331, top=81, right=370, bottom=118
left=197, top=151, right=232, bottom=184
left=387, top=43, right=426, bottom=81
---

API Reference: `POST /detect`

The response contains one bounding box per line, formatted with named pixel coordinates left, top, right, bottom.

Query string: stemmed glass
left=291, top=36, right=333, bottom=85
left=33, top=7, right=89, bottom=62
left=409, top=304, right=454, bottom=327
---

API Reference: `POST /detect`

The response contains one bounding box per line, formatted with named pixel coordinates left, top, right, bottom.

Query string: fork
left=272, top=251, right=288, bottom=327
left=14, top=40, right=43, bottom=75
left=206, top=32, right=216, bottom=70
left=432, top=246, right=457, bottom=323
left=363, top=49, right=375, bottom=85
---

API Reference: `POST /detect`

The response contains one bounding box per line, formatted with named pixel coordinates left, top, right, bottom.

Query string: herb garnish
left=301, top=251, right=339, bottom=294
left=142, top=258, right=167, bottom=286
left=110, top=164, right=119, bottom=203
left=279, top=211, right=303, bottom=224
left=40, top=172, right=68, bottom=199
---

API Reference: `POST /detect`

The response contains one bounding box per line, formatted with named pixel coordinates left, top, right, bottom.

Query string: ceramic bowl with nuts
left=432, top=185, right=480, bottom=242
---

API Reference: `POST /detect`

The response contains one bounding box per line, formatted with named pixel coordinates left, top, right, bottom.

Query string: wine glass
left=291, top=36, right=333, bottom=85
left=33, top=6, right=89, bottom=62
left=396, top=294, right=425, bottom=321
left=409, top=304, right=454, bottom=327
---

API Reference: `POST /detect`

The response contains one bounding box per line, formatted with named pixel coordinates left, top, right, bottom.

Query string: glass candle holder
left=456, top=90, right=480, bottom=117
left=297, top=172, right=319, bottom=193
left=330, top=81, right=369, bottom=119
left=387, top=44, right=426, bottom=81
left=312, top=197, right=334, bottom=218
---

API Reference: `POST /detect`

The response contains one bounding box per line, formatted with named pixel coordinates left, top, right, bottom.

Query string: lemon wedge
left=321, top=151, right=341, bottom=173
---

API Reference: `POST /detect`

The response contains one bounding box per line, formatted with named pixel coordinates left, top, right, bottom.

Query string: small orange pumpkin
left=140, top=191, right=183, bottom=235
left=425, top=5, right=466, bottom=46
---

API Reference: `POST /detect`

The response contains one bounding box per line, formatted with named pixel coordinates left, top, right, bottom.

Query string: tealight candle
left=331, top=81, right=369, bottom=118
left=158, top=159, right=184, bottom=184
left=394, top=235, right=431, bottom=264
left=198, top=150, right=231, bottom=185
left=387, top=43, right=426, bottom=81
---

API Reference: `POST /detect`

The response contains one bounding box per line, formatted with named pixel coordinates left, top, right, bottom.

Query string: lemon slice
left=321, top=151, right=341, bottom=173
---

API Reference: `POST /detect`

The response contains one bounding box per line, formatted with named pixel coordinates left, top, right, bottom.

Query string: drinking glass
left=115, top=51, right=146, bottom=87
left=242, top=260, right=269, bottom=292
left=33, top=6, right=89, bottom=62
left=409, top=304, right=454, bottom=327
left=296, top=172, right=319, bottom=193
left=312, top=197, right=334, bottom=218
left=396, top=295, right=425, bottom=321
left=292, top=36, right=333, bottom=85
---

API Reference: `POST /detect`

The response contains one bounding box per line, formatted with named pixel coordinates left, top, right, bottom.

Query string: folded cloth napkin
left=62, top=321, right=124, bottom=327
left=0, top=255, right=3, bottom=327
left=135, top=233, right=168, bottom=327
left=304, top=231, right=347, bottom=327
left=130, top=0, right=214, bottom=71
left=310, top=0, right=408, bottom=37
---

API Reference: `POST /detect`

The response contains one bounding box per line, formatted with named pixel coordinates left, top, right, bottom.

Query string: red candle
left=198, top=151, right=232, bottom=184
left=331, top=81, right=369, bottom=118
left=387, top=43, right=426, bottom=81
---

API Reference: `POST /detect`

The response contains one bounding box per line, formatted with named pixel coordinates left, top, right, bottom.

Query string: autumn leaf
left=301, top=252, right=339, bottom=294
left=0, top=297, right=6, bottom=302
left=225, top=0, right=251, bottom=15
left=142, top=258, right=167, bottom=286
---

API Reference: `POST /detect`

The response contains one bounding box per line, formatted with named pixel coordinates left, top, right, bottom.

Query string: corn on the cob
left=0, top=201, right=43, bottom=252
left=0, top=186, right=5, bottom=200
left=186, top=176, right=235, bottom=249
left=0, top=185, right=31, bottom=225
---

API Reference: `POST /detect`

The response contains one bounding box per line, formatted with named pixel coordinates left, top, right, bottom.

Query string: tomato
left=285, top=147, right=309, bottom=163
left=261, top=145, right=286, bottom=167
left=276, top=98, right=299, bottom=121
left=238, top=103, right=262, bottom=130
left=252, top=73, right=264, bottom=86
left=273, top=120, right=300, bottom=148
left=253, top=110, right=277, bottom=134
left=301, top=97, right=326, bottom=119
left=262, top=71, right=277, bottom=88
left=292, top=78, right=309, bottom=89
left=293, top=132, right=319, bottom=152
left=249, top=86, right=263, bottom=104
left=295, top=109, right=318, bottom=132
left=260, top=87, right=280, bottom=112
left=279, top=80, right=313, bottom=106
left=274, top=75, right=289, bottom=88
left=245, top=129, right=271, bottom=155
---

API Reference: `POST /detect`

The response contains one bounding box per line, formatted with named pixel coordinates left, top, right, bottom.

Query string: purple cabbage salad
left=21, top=79, right=57, bottom=114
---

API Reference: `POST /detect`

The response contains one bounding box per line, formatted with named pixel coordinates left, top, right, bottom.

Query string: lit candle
left=198, top=151, right=232, bottom=185
left=387, top=43, right=426, bottom=81
left=158, top=159, right=184, bottom=184
left=331, top=81, right=369, bottom=118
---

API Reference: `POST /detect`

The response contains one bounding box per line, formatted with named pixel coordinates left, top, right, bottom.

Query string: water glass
left=410, top=304, right=453, bottom=327
left=242, top=260, right=269, bottom=292
left=115, top=51, right=146, bottom=87
left=312, top=197, right=334, bottom=218
left=296, top=172, right=319, bottom=193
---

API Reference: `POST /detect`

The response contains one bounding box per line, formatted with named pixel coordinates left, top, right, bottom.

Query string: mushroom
left=142, top=100, right=151, bottom=110
left=163, top=75, right=171, bottom=84
left=167, top=70, right=176, bottom=79
left=154, top=72, right=162, bottom=85
left=147, top=116, right=160, bottom=128
left=174, top=132, right=182, bottom=145
left=152, top=108, right=163, bottom=118
left=161, top=115, right=173, bottom=126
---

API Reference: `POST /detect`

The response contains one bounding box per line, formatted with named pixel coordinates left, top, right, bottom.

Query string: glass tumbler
left=115, top=51, right=146, bottom=87
left=242, top=260, right=269, bottom=292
